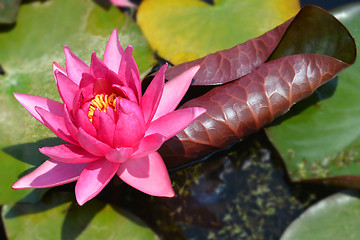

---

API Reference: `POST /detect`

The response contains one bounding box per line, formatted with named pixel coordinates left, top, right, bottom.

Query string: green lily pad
left=137, top=0, right=300, bottom=64
left=0, top=0, right=155, bottom=204
left=265, top=3, right=360, bottom=185
left=281, top=190, right=360, bottom=240
left=2, top=192, right=158, bottom=240
left=0, top=0, right=21, bottom=24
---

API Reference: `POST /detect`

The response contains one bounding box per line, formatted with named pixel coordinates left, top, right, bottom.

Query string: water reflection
left=112, top=131, right=340, bottom=239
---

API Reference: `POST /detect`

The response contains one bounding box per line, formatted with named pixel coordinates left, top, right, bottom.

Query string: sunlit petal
left=146, top=107, right=206, bottom=139
left=118, top=45, right=141, bottom=101
left=118, top=152, right=174, bottom=197
left=64, top=45, right=90, bottom=85
left=75, top=159, right=119, bottom=205
left=55, top=70, right=78, bottom=113
left=113, top=110, right=145, bottom=147
left=153, top=65, right=200, bottom=120
left=36, top=107, right=78, bottom=145
left=141, top=64, right=167, bottom=123
left=97, top=111, right=116, bottom=147
left=78, top=128, right=113, bottom=157
left=52, top=61, right=66, bottom=79
left=110, top=0, right=137, bottom=7
left=12, top=159, right=86, bottom=189
left=105, top=147, right=133, bottom=163
left=13, top=92, right=64, bottom=125
left=131, top=134, right=166, bottom=159
left=39, top=144, right=100, bottom=163
left=103, top=29, right=124, bottom=73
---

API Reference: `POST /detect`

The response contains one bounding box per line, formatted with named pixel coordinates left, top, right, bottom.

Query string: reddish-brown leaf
left=160, top=54, right=350, bottom=168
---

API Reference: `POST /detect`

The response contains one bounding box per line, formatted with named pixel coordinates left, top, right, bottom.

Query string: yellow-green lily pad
left=137, top=0, right=300, bottom=64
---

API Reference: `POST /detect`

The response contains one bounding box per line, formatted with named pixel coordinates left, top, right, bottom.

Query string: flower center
left=88, top=93, right=118, bottom=121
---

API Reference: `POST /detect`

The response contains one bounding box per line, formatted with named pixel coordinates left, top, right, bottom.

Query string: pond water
left=109, top=131, right=341, bottom=239
left=300, top=0, right=358, bottom=10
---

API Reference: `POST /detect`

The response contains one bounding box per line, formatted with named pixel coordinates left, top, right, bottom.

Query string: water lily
left=109, top=0, right=138, bottom=8
left=12, top=29, right=206, bottom=205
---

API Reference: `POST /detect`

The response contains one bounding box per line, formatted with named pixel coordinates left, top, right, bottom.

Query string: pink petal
left=12, top=159, right=87, bottom=189
left=113, top=111, right=145, bottom=147
left=13, top=93, right=64, bottom=125
left=141, top=64, right=167, bottom=124
left=71, top=91, right=83, bottom=116
left=93, top=78, right=113, bottom=96
left=79, top=72, right=96, bottom=88
left=75, top=158, right=119, bottom=205
left=105, top=106, right=116, bottom=122
left=103, top=29, right=124, bottom=73
left=113, top=100, right=145, bottom=148
left=35, top=107, right=78, bottom=145
left=105, top=147, right=133, bottom=163
left=105, top=70, right=126, bottom=87
left=91, top=109, right=100, bottom=130
left=39, top=144, right=100, bottom=163
left=75, top=109, right=97, bottom=137
left=78, top=128, right=113, bottom=157
left=117, top=98, right=144, bottom=123
left=117, top=152, right=174, bottom=197
left=146, top=107, right=206, bottom=139
left=131, top=134, right=166, bottom=159
left=64, top=45, right=90, bottom=85
left=118, top=45, right=141, bottom=101
left=130, top=68, right=142, bottom=102
left=153, top=65, right=200, bottom=120
left=79, top=101, right=91, bottom=116
left=52, top=62, right=66, bottom=79
left=78, top=73, right=96, bottom=102
left=97, top=111, right=116, bottom=147
left=113, top=85, right=138, bottom=103
left=55, top=70, right=78, bottom=113
left=90, top=52, right=109, bottom=80
left=110, top=0, right=137, bottom=7
left=63, top=105, right=79, bottom=142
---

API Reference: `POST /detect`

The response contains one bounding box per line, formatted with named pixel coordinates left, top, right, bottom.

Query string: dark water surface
left=112, top=131, right=341, bottom=239
left=300, top=0, right=358, bottom=10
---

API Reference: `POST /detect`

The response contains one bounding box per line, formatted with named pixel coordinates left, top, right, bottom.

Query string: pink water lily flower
left=109, top=0, right=138, bottom=8
left=12, top=29, right=205, bottom=205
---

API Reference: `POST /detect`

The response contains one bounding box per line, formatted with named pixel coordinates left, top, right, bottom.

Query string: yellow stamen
left=88, top=93, right=118, bottom=121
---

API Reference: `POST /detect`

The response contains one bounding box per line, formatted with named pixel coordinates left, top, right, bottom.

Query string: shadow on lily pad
left=2, top=137, right=66, bottom=178
left=61, top=200, right=106, bottom=240
left=3, top=190, right=158, bottom=239
left=4, top=191, right=105, bottom=240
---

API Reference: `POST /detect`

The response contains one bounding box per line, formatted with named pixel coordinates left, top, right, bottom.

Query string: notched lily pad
left=137, top=0, right=300, bottom=64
